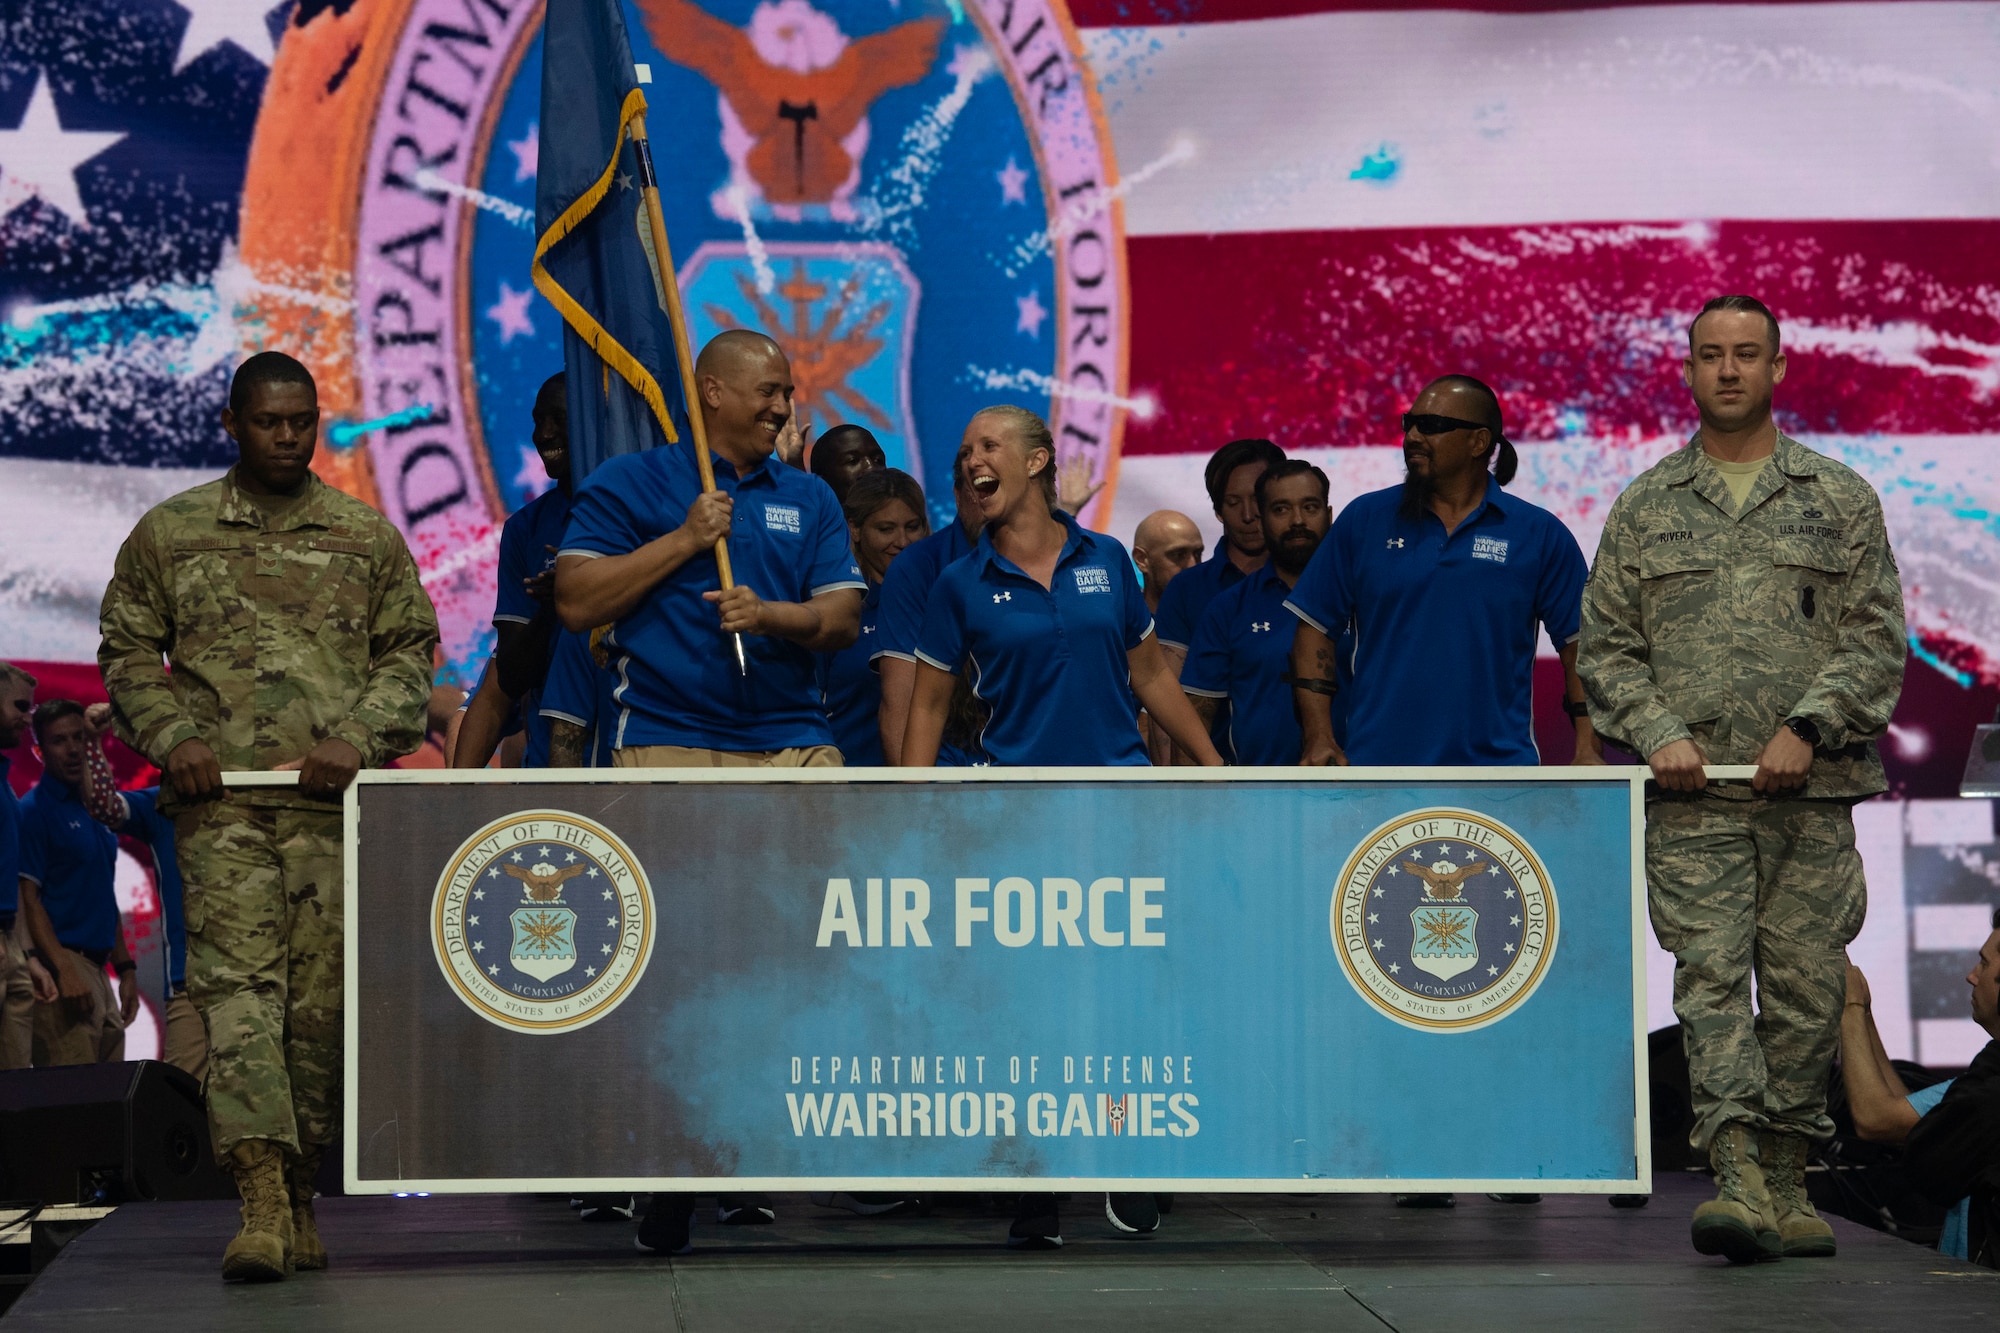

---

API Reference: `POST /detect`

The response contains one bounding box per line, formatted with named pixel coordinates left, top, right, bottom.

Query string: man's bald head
left=695, top=329, right=794, bottom=467
left=1131, top=509, right=1205, bottom=609
left=696, top=328, right=786, bottom=379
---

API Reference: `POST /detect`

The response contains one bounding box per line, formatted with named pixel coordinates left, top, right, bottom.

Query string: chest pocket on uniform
left=171, top=537, right=252, bottom=660
left=303, top=538, right=373, bottom=639
left=1772, top=539, right=1848, bottom=635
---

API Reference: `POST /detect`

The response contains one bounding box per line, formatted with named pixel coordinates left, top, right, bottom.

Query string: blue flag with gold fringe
left=534, top=0, right=692, bottom=482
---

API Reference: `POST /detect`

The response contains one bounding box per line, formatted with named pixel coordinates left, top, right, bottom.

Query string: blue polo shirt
left=118, top=787, right=185, bottom=998
left=1155, top=546, right=1255, bottom=753
left=560, top=445, right=866, bottom=751
left=496, top=485, right=573, bottom=625
left=1154, top=546, right=1248, bottom=651
left=1284, top=484, right=1587, bottom=766
left=537, top=629, right=617, bottom=767
left=18, top=772, right=120, bottom=954
left=915, top=513, right=1153, bottom=767
left=1183, top=564, right=1351, bottom=765
left=0, top=755, right=20, bottom=922
left=495, top=485, right=571, bottom=765
left=818, top=582, right=885, bottom=766
left=872, top=518, right=985, bottom=766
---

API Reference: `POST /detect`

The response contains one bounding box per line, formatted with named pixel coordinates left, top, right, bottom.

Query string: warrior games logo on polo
left=432, top=811, right=656, bottom=1034
left=1332, top=809, right=1559, bottom=1032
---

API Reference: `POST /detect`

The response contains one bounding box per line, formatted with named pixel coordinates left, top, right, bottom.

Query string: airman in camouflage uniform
left=97, top=352, right=437, bottom=1281
left=1580, top=297, right=1905, bottom=1264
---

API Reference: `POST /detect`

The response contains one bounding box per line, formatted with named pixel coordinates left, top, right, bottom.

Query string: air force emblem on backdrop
left=432, top=811, right=655, bottom=1034
left=1330, top=809, right=1558, bottom=1032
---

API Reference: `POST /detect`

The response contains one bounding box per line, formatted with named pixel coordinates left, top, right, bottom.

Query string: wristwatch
left=1783, top=716, right=1822, bottom=748
left=1562, top=700, right=1591, bottom=719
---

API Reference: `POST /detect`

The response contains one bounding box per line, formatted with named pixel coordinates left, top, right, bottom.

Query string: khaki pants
left=31, top=950, right=125, bottom=1067
left=162, top=990, right=210, bottom=1083
left=613, top=744, right=843, bottom=769
left=178, top=802, right=343, bottom=1159
left=0, top=921, right=34, bottom=1071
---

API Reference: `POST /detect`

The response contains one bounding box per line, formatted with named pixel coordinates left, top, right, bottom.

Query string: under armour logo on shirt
left=993, top=591, right=1012, bottom=603
left=1387, top=538, right=1405, bottom=549
left=1251, top=621, right=1271, bottom=632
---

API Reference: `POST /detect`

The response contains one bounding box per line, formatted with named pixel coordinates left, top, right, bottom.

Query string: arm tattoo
left=549, top=720, right=587, bottom=769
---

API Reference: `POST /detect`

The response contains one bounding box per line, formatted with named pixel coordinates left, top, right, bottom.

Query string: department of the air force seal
left=432, top=811, right=654, bottom=1034
left=1330, top=809, right=1558, bottom=1033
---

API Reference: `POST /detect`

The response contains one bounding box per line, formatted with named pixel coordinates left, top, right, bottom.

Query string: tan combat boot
left=1691, top=1122, right=1781, bottom=1263
left=1759, top=1130, right=1836, bottom=1257
left=287, top=1146, right=328, bottom=1271
left=221, top=1139, right=294, bottom=1282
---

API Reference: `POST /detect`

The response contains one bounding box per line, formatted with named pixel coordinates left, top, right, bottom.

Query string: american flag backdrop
left=2, top=0, right=1999, bottom=1057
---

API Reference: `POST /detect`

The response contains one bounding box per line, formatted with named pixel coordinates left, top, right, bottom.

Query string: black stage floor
left=5, top=1173, right=1996, bottom=1331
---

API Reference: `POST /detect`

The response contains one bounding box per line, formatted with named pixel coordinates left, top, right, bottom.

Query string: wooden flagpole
left=628, top=114, right=747, bottom=676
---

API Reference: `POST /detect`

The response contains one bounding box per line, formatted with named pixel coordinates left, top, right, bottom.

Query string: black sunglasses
left=1402, top=412, right=1489, bottom=436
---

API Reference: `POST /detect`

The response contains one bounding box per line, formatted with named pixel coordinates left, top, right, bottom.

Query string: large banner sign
left=345, top=770, right=1648, bottom=1192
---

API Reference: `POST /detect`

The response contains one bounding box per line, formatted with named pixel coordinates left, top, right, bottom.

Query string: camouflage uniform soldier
left=98, top=352, right=438, bottom=1282
left=1579, top=297, right=1905, bottom=1265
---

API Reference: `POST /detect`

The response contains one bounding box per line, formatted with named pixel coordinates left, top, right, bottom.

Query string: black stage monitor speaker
left=0, top=1061, right=234, bottom=1205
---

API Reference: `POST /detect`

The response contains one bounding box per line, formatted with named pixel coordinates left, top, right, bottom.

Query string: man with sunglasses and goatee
left=1285, top=375, right=1600, bottom=770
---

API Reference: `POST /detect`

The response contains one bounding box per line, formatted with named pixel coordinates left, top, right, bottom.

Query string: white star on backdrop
left=1487, top=965, right=1500, bottom=977
left=512, top=445, right=552, bottom=499
left=1510, top=915, right=1521, bottom=927
left=171, top=0, right=280, bottom=73
left=1502, top=887, right=1516, bottom=900
left=564, top=851, right=578, bottom=863
left=996, top=156, right=1027, bottom=205
left=487, top=964, right=500, bottom=976
left=605, top=917, right=617, bottom=928
left=601, top=888, right=613, bottom=901
left=1015, top=291, right=1047, bottom=338
left=508, top=124, right=539, bottom=182
left=585, top=965, right=598, bottom=978
left=473, top=887, right=485, bottom=901
left=0, top=74, right=126, bottom=228
left=486, top=281, right=535, bottom=344
left=468, top=915, right=480, bottom=927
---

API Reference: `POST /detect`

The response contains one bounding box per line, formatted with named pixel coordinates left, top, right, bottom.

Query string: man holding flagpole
left=555, top=329, right=865, bottom=768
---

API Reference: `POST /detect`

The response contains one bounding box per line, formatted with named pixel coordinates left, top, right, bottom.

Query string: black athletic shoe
left=1393, top=1193, right=1456, bottom=1208
left=635, top=1195, right=693, bottom=1255
left=578, top=1194, right=636, bottom=1221
left=1007, top=1194, right=1062, bottom=1249
left=1105, top=1192, right=1161, bottom=1234
left=716, top=1193, right=776, bottom=1225
left=809, top=1192, right=912, bottom=1216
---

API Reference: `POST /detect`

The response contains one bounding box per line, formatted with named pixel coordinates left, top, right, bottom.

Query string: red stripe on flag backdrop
left=1120, top=219, right=2000, bottom=455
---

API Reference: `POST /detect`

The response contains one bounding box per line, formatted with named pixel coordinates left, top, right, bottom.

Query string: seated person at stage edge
left=1288, top=375, right=1601, bottom=768
left=17, top=700, right=140, bottom=1067
left=1179, top=460, right=1335, bottom=765
left=1843, top=911, right=2000, bottom=1267
left=554, top=328, right=865, bottom=768
left=97, top=350, right=439, bottom=1283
